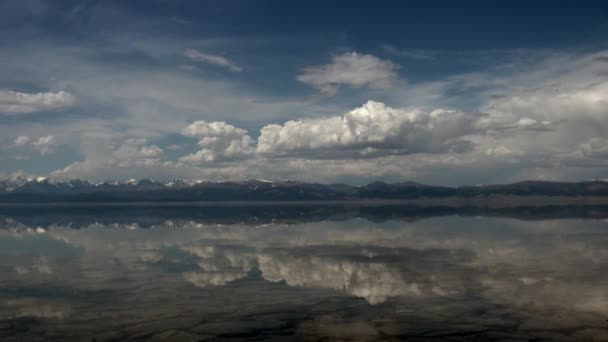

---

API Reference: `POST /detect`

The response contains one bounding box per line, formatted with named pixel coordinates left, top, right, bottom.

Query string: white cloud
left=13, top=136, right=31, bottom=146
left=297, top=52, right=400, bottom=95
left=184, top=48, right=243, bottom=72
left=111, top=138, right=164, bottom=167
left=482, top=82, right=608, bottom=128
left=31, top=136, right=56, bottom=155
left=50, top=137, right=166, bottom=180
left=10, top=135, right=58, bottom=156
left=0, top=90, right=76, bottom=114
left=19, top=45, right=608, bottom=185
left=257, top=100, right=486, bottom=157
left=179, top=121, right=254, bottom=164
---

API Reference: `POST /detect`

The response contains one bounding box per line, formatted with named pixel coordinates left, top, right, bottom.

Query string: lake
left=1, top=204, right=608, bottom=341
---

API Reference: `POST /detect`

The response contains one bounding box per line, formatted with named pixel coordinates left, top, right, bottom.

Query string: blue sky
left=1, top=0, right=608, bottom=184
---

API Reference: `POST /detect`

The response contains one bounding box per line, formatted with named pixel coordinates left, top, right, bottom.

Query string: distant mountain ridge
left=1, top=176, right=608, bottom=202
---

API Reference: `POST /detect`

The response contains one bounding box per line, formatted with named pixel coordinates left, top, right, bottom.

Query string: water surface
left=1, top=204, right=608, bottom=341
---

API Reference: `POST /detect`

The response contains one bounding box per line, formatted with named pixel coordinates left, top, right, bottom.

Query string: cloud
left=179, top=121, right=254, bottom=164
left=184, top=48, right=243, bottom=72
left=258, top=252, right=422, bottom=304
left=13, top=136, right=31, bottom=147
left=558, top=137, right=608, bottom=167
left=31, top=136, right=57, bottom=155
left=183, top=270, right=247, bottom=288
left=3, top=298, right=72, bottom=320
left=13, top=135, right=58, bottom=155
left=574, top=137, right=608, bottom=159
left=482, top=82, right=608, bottom=128
left=0, top=90, right=76, bottom=114
left=296, top=52, right=400, bottom=95
left=46, top=95, right=568, bottom=183
left=112, top=138, right=164, bottom=167
left=257, top=100, right=486, bottom=158
left=14, top=44, right=608, bottom=185
left=181, top=245, right=254, bottom=288
left=50, top=137, right=166, bottom=179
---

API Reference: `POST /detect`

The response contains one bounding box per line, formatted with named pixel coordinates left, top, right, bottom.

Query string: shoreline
left=3, top=195, right=608, bottom=208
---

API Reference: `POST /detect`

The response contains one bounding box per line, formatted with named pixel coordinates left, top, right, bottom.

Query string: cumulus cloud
left=0, top=90, right=76, bottom=114
left=184, top=48, right=243, bottom=72
left=179, top=121, right=254, bottom=164
left=112, top=138, right=164, bottom=167
left=25, top=47, right=608, bottom=184
left=297, top=52, right=400, bottom=95
left=48, top=96, right=569, bottom=183
left=257, top=100, right=486, bottom=158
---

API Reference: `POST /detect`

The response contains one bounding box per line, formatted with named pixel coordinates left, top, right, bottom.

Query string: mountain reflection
left=2, top=203, right=608, bottom=228
left=1, top=206, right=608, bottom=340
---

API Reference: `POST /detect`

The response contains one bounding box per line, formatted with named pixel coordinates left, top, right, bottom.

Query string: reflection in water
left=1, top=206, right=608, bottom=340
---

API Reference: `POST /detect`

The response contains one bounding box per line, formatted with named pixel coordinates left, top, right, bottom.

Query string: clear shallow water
left=1, top=205, right=608, bottom=341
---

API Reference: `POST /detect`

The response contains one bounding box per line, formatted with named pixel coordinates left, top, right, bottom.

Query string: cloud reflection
left=1, top=211, right=608, bottom=340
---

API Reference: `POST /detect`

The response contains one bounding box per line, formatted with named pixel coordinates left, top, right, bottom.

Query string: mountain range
left=2, top=176, right=608, bottom=203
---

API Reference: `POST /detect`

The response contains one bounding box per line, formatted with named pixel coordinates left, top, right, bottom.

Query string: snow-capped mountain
left=0, top=176, right=32, bottom=192
left=1, top=177, right=608, bottom=202
left=0, top=177, right=285, bottom=194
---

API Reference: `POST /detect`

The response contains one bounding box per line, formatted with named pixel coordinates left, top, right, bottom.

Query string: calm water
left=1, top=204, right=608, bottom=341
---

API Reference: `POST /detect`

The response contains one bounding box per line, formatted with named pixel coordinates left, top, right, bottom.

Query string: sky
left=1, top=0, right=608, bottom=185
